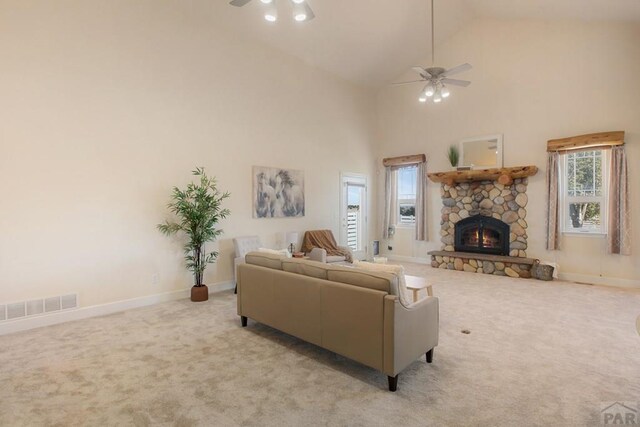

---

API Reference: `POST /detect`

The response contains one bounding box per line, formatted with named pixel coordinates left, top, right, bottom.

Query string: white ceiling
left=214, top=0, right=640, bottom=87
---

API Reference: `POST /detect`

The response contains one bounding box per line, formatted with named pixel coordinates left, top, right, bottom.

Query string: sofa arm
left=383, top=295, right=439, bottom=376
left=308, top=248, right=327, bottom=263
left=337, top=245, right=353, bottom=262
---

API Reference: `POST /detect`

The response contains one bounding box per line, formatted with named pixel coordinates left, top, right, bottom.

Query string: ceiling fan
left=394, top=0, right=472, bottom=103
left=229, top=0, right=315, bottom=23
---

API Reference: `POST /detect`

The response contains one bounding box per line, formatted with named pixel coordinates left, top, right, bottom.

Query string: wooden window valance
left=547, top=131, right=625, bottom=154
left=382, top=154, right=426, bottom=167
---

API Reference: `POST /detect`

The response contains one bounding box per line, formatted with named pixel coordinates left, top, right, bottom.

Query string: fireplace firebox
left=454, top=215, right=509, bottom=256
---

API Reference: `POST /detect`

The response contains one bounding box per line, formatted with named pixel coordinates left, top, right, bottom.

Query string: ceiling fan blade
left=412, top=66, right=430, bottom=78
left=442, top=63, right=472, bottom=77
left=392, top=80, right=425, bottom=86
left=442, top=78, right=471, bottom=87
left=229, top=0, right=252, bottom=6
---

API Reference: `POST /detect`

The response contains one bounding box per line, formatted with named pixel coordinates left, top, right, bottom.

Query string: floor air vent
left=1, top=294, right=78, bottom=322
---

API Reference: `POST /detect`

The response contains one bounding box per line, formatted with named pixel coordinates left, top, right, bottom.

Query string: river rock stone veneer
left=431, top=177, right=534, bottom=278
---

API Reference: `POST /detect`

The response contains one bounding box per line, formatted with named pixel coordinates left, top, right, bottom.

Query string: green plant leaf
left=158, top=167, right=231, bottom=284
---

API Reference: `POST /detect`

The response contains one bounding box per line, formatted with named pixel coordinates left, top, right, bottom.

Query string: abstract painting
left=253, top=166, right=305, bottom=218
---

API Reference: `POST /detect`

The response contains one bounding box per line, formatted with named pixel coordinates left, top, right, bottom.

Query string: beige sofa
left=237, top=252, right=439, bottom=391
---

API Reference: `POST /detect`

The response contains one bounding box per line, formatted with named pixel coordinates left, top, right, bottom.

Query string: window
left=397, top=166, right=417, bottom=225
left=561, top=149, right=609, bottom=234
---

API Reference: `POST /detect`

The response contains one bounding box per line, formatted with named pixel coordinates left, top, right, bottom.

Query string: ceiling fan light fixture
left=231, top=0, right=314, bottom=23
left=441, top=85, right=450, bottom=98
left=264, top=0, right=277, bottom=22
left=418, top=94, right=428, bottom=103
left=293, top=3, right=307, bottom=21
left=433, top=89, right=442, bottom=103
left=424, top=83, right=435, bottom=97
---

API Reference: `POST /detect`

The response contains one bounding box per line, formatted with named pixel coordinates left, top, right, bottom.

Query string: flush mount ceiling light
left=229, top=0, right=315, bottom=23
left=393, top=0, right=471, bottom=104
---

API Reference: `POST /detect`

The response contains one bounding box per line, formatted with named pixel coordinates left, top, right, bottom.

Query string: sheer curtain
left=382, top=167, right=397, bottom=239
left=545, top=152, right=560, bottom=250
left=607, top=146, right=631, bottom=255
left=415, top=162, right=428, bottom=241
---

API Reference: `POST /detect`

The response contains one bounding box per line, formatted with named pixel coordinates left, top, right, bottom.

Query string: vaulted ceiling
left=214, top=0, right=640, bottom=87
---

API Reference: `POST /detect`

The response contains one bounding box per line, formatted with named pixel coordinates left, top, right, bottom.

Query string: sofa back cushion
left=326, top=265, right=395, bottom=293
left=245, top=251, right=283, bottom=270
left=281, top=258, right=331, bottom=280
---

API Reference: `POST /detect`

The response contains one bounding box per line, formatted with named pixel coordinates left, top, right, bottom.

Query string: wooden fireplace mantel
left=427, top=165, right=538, bottom=186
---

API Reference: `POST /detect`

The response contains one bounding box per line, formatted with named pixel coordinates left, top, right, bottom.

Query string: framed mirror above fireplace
left=459, top=134, right=503, bottom=169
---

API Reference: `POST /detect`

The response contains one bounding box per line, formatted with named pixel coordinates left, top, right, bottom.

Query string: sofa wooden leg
left=234, top=284, right=237, bottom=294
left=241, top=316, right=247, bottom=327
left=426, top=348, right=434, bottom=363
left=388, top=375, right=398, bottom=392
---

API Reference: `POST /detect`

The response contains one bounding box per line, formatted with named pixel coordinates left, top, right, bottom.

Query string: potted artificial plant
left=158, top=167, right=230, bottom=302
left=447, top=145, right=460, bottom=170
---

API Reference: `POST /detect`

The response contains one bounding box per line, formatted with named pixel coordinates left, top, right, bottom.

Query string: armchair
left=302, top=230, right=353, bottom=263
left=233, top=235, right=262, bottom=294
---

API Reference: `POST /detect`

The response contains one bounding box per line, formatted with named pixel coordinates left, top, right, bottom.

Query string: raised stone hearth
left=427, top=251, right=535, bottom=278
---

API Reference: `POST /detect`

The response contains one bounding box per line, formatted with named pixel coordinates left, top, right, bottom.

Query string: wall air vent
left=26, top=300, right=44, bottom=316
left=44, top=297, right=61, bottom=312
left=61, top=294, right=77, bottom=310
left=1, top=294, right=78, bottom=322
left=7, top=303, right=26, bottom=320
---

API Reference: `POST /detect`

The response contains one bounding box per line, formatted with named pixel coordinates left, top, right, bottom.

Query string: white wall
left=376, top=18, right=640, bottom=286
left=0, top=0, right=377, bottom=308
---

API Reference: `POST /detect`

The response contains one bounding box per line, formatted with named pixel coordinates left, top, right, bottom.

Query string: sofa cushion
left=281, top=258, right=331, bottom=280
left=352, top=261, right=413, bottom=307
left=245, top=251, right=284, bottom=270
left=326, top=265, right=396, bottom=293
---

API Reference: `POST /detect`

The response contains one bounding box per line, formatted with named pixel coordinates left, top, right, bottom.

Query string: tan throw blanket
left=301, top=230, right=353, bottom=263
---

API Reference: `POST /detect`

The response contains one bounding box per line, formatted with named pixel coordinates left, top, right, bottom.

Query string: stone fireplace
left=427, top=167, right=539, bottom=278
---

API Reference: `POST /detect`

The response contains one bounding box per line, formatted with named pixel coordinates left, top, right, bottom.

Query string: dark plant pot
left=191, top=285, right=209, bottom=302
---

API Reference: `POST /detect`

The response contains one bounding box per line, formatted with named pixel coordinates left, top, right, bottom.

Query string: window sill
left=562, top=231, right=607, bottom=238
left=395, top=223, right=416, bottom=229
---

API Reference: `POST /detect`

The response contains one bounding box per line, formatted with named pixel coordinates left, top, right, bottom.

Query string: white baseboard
left=558, top=273, right=640, bottom=289
left=0, top=281, right=234, bottom=336
left=385, top=255, right=431, bottom=265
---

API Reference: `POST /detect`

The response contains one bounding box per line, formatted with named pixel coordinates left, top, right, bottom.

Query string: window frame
left=560, top=148, right=609, bottom=236
left=396, top=166, right=417, bottom=227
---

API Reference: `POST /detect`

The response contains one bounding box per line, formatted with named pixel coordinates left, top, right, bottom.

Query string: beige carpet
left=1, top=264, right=639, bottom=426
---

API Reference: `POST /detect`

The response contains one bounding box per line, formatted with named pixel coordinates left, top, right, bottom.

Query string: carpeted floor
left=1, top=264, right=639, bottom=426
